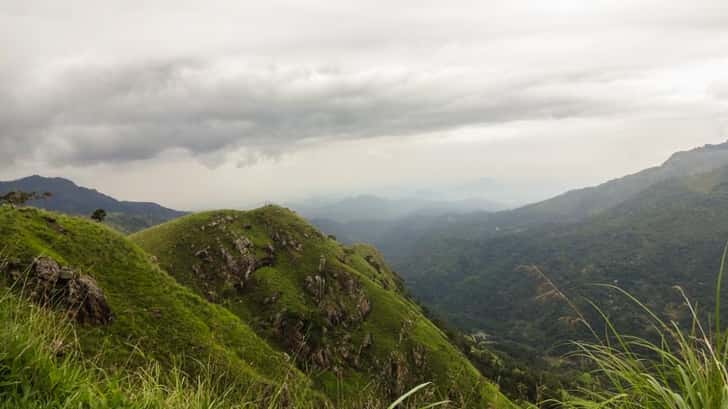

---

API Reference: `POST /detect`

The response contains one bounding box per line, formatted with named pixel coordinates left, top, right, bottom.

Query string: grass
left=0, top=255, right=458, bottom=409
left=0, top=279, right=449, bottom=409
left=544, top=243, right=728, bottom=409
left=0, top=204, right=513, bottom=408
left=131, top=206, right=515, bottom=408
left=0, top=205, right=319, bottom=402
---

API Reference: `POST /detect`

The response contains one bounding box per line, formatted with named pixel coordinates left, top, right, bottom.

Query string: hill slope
left=0, top=175, right=186, bottom=232
left=399, top=164, right=728, bottom=352
left=131, top=206, right=512, bottom=407
left=0, top=205, right=322, bottom=402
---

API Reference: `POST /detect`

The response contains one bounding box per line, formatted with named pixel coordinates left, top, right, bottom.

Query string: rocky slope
left=131, top=206, right=512, bottom=407
left=0, top=204, right=512, bottom=408
left=0, top=205, right=319, bottom=401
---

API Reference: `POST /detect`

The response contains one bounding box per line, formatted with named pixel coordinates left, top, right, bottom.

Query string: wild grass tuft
left=550, top=242, right=728, bottom=409
left=0, top=276, right=453, bottom=409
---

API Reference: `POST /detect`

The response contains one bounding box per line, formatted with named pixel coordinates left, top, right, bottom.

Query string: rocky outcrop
left=6, top=257, right=112, bottom=325
left=272, top=230, right=303, bottom=252
left=364, top=255, right=382, bottom=273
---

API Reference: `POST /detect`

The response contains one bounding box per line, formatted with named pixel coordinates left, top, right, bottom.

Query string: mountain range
left=311, top=141, right=728, bottom=356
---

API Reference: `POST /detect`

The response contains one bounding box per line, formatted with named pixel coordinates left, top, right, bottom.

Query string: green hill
left=0, top=204, right=513, bottom=408
left=131, top=206, right=512, bottom=407
left=0, top=205, right=320, bottom=401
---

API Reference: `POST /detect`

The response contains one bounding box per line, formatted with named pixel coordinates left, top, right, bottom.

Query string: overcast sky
left=1, top=0, right=727, bottom=209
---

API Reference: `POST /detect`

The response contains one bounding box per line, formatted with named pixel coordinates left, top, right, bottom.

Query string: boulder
left=11, top=257, right=113, bottom=325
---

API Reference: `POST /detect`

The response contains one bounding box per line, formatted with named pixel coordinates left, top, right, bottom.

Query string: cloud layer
left=1, top=0, right=728, bottom=206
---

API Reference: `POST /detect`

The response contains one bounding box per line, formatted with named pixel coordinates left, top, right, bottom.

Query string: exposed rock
left=192, top=263, right=203, bottom=276
left=389, top=352, right=410, bottom=395
left=10, top=257, right=113, bottom=325
left=358, top=296, right=372, bottom=318
left=341, top=276, right=356, bottom=296
left=194, top=247, right=211, bottom=261
left=219, top=236, right=257, bottom=286
left=322, top=302, right=343, bottom=326
left=411, top=344, right=426, bottom=369
left=365, top=255, right=382, bottom=273
left=233, top=236, right=253, bottom=254
left=398, top=319, right=414, bottom=343
left=361, top=332, right=373, bottom=350
left=311, top=348, right=330, bottom=368
left=318, top=254, right=326, bottom=273
left=304, top=275, right=326, bottom=301
left=263, top=291, right=280, bottom=305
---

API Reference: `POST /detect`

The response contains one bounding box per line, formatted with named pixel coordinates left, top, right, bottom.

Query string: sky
left=1, top=0, right=728, bottom=210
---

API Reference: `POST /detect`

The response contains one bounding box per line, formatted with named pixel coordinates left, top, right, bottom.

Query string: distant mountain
left=406, top=141, right=728, bottom=243
left=294, top=194, right=504, bottom=224
left=0, top=175, right=186, bottom=232
left=392, top=141, right=728, bottom=351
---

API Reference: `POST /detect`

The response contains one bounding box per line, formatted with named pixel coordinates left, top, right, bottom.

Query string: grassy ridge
left=0, top=205, right=319, bottom=402
left=0, top=204, right=513, bottom=408
left=131, top=206, right=513, bottom=408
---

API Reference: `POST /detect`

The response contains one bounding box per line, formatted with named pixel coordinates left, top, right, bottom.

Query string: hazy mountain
left=392, top=141, right=728, bottom=351
left=0, top=175, right=186, bottom=232
left=293, top=194, right=504, bottom=224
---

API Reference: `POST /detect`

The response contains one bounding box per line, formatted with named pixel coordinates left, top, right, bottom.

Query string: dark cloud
left=0, top=58, right=640, bottom=167
left=1, top=0, right=727, bottom=173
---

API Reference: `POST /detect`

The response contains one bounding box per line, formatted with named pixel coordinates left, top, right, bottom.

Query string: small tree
left=91, top=208, right=107, bottom=222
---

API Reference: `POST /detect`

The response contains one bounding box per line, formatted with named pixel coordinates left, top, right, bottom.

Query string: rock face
left=191, top=215, right=272, bottom=297
left=7, top=257, right=112, bottom=325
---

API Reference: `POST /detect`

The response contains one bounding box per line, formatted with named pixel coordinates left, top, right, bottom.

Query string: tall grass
left=0, top=261, right=446, bottom=409
left=551, top=243, right=728, bottom=409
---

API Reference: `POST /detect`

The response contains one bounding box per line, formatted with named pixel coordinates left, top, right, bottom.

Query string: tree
left=0, top=191, right=52, bottom=206
left=91, top=208, right=107, bottom=222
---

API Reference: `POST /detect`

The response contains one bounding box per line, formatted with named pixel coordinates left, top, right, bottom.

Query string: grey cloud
left=2, top=0, right=728, bottom=172
left=1, top=59, right=642, bottom=167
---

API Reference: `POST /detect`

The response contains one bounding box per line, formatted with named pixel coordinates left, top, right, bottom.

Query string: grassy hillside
left=399, top=165, right=728, bottom=353
left=0, top=204, right=322, bottom=406
left=131, top=206, right=513, bottom=407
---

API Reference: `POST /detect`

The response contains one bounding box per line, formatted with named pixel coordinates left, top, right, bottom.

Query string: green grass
left=131, top=206, right=514, bottom=408
left=548, top=244, right=728, bottom=409
left=0, top=204, right=513, bottom=408
left=0, top=205, right=319, bottom=402
left=2, top=280, right=443, bottom=409
left=0, top=284, right=295, bottom=409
